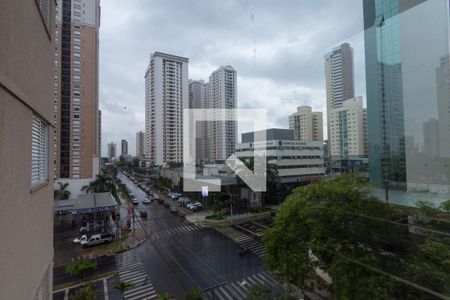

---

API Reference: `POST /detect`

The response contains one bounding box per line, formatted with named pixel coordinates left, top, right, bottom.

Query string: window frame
left=31, top=114, right=49, bottom=188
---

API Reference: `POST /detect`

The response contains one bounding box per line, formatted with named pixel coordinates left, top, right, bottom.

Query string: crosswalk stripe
left=124, top=284, right=154, bottom=295
left=125, top=286, right=154, bottom=299
left=122, top=274, right=148, bottom=284
left=118, top=270, right=141, bottom=278
left=118, top=263, right=142, bottom=270
left=218, top=286, right=233, bottom=300
left=229, top=282, right=247, bottom=298
left=118, top=265, right=142, bottom=272
left=116, top=251, right=156, bottom=300
left=255, top=273, right=277, bottom=288
left=205, top=272, right=281, bottom=300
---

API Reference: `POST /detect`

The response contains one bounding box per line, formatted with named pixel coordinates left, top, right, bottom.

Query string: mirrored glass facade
left=364, top=0, right=450, bottom=203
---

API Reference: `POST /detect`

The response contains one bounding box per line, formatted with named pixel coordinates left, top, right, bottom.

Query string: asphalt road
left=118, top=173, right=265, bottom=299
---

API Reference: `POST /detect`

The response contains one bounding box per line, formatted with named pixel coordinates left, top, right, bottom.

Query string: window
left=31, top=114, right=48, bottom=187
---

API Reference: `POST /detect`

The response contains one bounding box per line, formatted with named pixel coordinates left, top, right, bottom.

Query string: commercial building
left=107, top=142, right=116, bottom=161
left=324, top=43, right=355, bottom=156
left=289, top=106, right=323, bottom=142
left=136, top=131, right=145, bottom=158
left=364, top=0, right=450, bottom=195
left=207, top=66, right=237, bottom=161
left=329, top=97, right=368, bottom=160
left=0, top=1, right=55, bottom=299
left=145, top=52, right=189, bottom=165
left=235, top=129, right=325, bottom=185
left=53, top=0, right=101, bottom=179
left=121, top=139, right=128, bottom=158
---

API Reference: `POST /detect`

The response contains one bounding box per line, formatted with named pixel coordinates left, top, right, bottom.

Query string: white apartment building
left=235, top=129, right=325, bottom=184
left=329, top=97, right=368, bottom=159
left=145, top=52, right=189, bottom=165
left=324, top=43, right=355, bottom=156
left=207, top=66, right=237, bottom=161
left=289, top=106, right=323, bottom=142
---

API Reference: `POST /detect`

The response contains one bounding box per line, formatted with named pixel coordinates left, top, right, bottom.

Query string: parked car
left=81, top=232, right=113, bottom=247
left=169, top=206, right=178, bottom=214
left=73, top=234, right=88, bottom=244
left=142, top=197, right=152, bottom=204
left=192, top=203, right=203, bottom=212
left=177, top=197, right=191, bottom=207
left=170, top=193, right=182, bottom=199
left=188, top=202, right=202, bottom=211
left=153, top=194, right=159, bottom=200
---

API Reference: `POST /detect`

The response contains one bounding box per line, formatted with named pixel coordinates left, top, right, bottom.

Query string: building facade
left=0, top=1, right=55, bottom=299
left=364, top=0, right=450, bottom=194
left=207, top=66, right=237, bottom=161
left=236, top=129, right=325, bottom=184
left=289, top=106, right=323, bottom=142
left=136, top=131, right=144, bottom=158
left=54, top=0, right=101, bottom=179
left=324, top=42, right=355, bottom=156
left=329, top=97, right=368, bottom=159
left=145, top=52, right=189, bottom=165
left=121, top=139, right=128, bottom=158
left=107, top=142, right=116, bottom=161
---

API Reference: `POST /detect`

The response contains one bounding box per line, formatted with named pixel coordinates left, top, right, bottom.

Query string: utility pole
left=132, top=207, right=136, bottom=235
left=230, top=201, right=233, bottom=225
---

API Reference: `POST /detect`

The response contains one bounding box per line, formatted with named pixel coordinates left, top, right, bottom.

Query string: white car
left=188, top=202, right=202, bottom=210
left=142, top=197, right=152, bottom=204
left=152, top=194, right=159, bottom=200
left=73, top=234, right=87, bottom=244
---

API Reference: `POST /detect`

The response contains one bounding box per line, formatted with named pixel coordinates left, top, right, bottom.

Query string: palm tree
left=54, top=182, right=71, bottom=200
left=114, top=280, right=134, bottom=300
left=81, top=181, right=96, bottom=194
left=81, top=173, right=115, bottom=194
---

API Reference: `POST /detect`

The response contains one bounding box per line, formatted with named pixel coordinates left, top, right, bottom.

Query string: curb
left=53, top=272, right=117, bottom=293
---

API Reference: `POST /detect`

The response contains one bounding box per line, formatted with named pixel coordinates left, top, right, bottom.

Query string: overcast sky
left=99, top=0, right=367, bottom=156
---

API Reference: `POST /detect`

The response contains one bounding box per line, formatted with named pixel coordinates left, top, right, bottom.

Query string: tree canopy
left=263, top=175, right=450, bottom=299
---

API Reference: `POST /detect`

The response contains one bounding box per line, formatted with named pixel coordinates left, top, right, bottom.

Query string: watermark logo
left=183, top=108, right=267, bottom=192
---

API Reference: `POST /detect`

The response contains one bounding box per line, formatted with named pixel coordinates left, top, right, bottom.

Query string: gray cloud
left=100, top=0, right=366, bottom=156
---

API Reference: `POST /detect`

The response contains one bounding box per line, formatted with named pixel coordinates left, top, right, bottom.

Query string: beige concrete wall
left=0, top=0, right=55, bottom=299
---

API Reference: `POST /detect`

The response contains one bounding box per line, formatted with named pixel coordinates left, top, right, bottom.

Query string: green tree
left=440, top=199, right=450, bottom=214
left=65, top=260, right=97, bottom=281
left=245, top=283, right=272, bottom=300
left=54, top=182, right=71, bottom=200
left=263, top=175, right=450, bottom=299
left=70, top=283, right=97, bottom=300
left=184, top=287, right=203, bottom=300
left=156, top=291, right=171, bottom=300
left=114, top=280, right=135, bottom=300
left=82, top=172, right=115, bottom=194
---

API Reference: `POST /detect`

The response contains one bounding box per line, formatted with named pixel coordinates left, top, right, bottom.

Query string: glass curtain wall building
left=364, top=0, right=450, bottom=204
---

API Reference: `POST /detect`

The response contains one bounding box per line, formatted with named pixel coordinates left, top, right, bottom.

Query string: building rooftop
left=242, top=128, right=295, bottom=143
